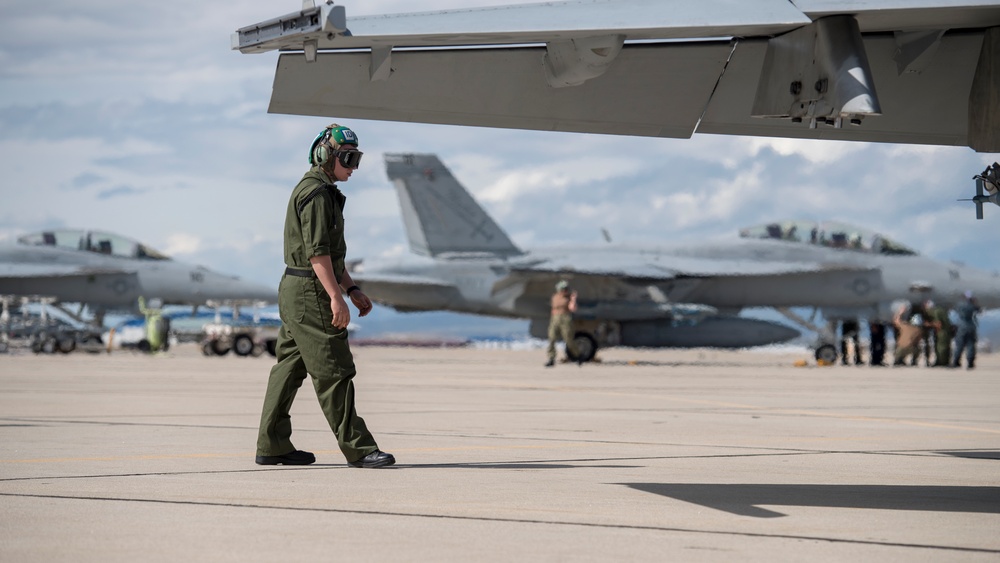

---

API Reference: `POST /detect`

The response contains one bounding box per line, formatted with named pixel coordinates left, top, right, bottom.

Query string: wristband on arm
left=346, top=285, right=361, bottom=296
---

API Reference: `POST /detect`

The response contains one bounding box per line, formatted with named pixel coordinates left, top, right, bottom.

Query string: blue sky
left=1, top=0, right=998, bottom=336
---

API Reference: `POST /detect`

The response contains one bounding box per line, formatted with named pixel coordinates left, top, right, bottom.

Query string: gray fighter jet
left=0, top=229, right=277, bottom=324
left=349, top=154, right=999, bottom=362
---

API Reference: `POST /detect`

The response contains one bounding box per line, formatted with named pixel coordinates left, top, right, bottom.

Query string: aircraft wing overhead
left=234, top=0, right=1000, bottom=151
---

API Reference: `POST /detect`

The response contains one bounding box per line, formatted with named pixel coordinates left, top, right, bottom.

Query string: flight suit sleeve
left=298, top=191, right=333, bottom=259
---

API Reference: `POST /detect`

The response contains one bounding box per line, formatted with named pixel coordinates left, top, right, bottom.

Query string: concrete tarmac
left=1, top=344, right=998, bottom=562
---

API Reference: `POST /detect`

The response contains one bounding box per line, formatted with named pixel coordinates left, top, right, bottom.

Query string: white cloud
left=163, top=233, right=202, bottom=256
left=746, top=137, right=868, bottom=164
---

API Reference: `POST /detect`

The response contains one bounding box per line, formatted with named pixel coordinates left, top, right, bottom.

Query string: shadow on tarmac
left=620, top=483, right=1000, bottom=518
left=937, top=450, right=1000, bottom=460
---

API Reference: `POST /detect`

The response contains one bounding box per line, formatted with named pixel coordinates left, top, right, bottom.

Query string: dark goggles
left=333, top=149, right=363, bottom=169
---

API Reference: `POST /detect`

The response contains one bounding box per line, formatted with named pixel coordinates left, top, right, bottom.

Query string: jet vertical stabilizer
left=384, top=153, right=523, bottom=258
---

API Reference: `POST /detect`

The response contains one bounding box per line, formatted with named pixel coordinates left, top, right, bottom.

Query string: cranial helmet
left=309, top=123, right=360, bottom=166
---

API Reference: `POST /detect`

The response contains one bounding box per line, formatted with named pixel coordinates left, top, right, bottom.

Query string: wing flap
left=270, top=43, right=732, bottom=138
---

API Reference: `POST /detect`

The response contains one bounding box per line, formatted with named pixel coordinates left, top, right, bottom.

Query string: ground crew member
left=868, top=321, right=887, bottom=366
left=892, top=304, right=922, bottom=366
left=839, top=319, right=861, bottom=365
left=924, top=300, right=952, bottom=367
left=255, top=124, right=394, bottom=469
left=951, top=291, right=982, bottom=370
left=546, top=280, right=580, bottom=367
left=137, top=296, right=168, bottom=353
left=906, top=301, right=931, bottom=366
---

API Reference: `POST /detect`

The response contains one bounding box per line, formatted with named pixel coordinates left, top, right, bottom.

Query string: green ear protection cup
left=308, top=129, right=331, bottom=166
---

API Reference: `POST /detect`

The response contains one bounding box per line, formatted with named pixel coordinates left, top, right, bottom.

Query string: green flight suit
left=928, top=306, right=952, bottom=366
left=256, top=167, right=378, bottom=462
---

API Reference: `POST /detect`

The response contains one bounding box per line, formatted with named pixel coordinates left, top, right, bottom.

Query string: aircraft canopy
left=17, top=229, right=171, bottom=261
left=738, top=220, right=918, bottom=256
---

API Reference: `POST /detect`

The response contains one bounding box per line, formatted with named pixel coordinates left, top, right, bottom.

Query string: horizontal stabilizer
left=353, top=273, right=464, bottom=313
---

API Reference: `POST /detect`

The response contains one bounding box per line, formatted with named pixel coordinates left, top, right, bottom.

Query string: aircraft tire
left=41, top=337, right=57, bottom=355
left=57, top=337, right=76, bottom=354
left=137, top=339, right=151, bottom=353
left=211, top=339, right=231, bottom=356
left=233, top=334, right=254, bottom=357
left=201, top=341, right=214, bottom=356
left=814, top=344, right=838, bottom=365
left=567, top=332, right=598, bottom=363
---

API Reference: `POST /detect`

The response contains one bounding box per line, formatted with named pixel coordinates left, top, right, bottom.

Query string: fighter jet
left=353, top=154, right=998, bottom=361
left=0, top=229, right=277, bottom=325
left=234, top=0, right=1000, bottom=153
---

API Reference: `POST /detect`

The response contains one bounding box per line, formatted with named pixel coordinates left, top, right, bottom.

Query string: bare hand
left=330, top=292, right=351, bottom=329
left=350, top=289, right=373, bottom=317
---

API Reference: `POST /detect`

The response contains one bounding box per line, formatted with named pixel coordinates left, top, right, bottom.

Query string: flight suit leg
left=934, top=331, right=951, bottom=366
left=546, top=318, right=559, bottom=361
left=558, top=315, right=579, bottom=358
left=293, top=277, right=378, bottom=461
left=257, top=323, right=309, bottom=456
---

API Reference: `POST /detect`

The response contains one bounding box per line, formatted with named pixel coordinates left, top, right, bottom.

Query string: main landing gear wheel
left=210, top=340, right=231, bottom=356
left=233, top=334, right=255, bottom=357
left=566, top=332, right=598, bottom=363
left=815, top=344, right=838, bottom=364
left=57, top=337, right=76, bottom=354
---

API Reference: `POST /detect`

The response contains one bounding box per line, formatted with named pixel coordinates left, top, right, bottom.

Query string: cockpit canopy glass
left=17, top=229, right=171, bottom=260
left=738, top=220, right=917, bottom=256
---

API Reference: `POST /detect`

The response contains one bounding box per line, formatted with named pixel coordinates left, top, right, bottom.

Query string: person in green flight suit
left=137, top=296, right=168, bottom=353
left=255, top=124, right=394, bottom=469
left=924, top=299, right=952, bottom=367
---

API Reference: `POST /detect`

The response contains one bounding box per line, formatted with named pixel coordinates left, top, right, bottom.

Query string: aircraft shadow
left=595, top=360, right=782, bottom=368
left=936, top=450, right=1000, bottom=460
left=619, top=483, right=1000, bottom=518
left=409, top=462, right=640, bottom=470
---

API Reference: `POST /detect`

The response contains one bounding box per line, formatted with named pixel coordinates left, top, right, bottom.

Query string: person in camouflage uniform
left=923, top=300, right=952, bottom=367
left=545, top=280, right=580, bottom=367
left=255, top=124, right=394, bottom=469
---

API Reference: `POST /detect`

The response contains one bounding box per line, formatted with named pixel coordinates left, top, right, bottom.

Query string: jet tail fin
left=384, top=153, right=523, bottom=258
